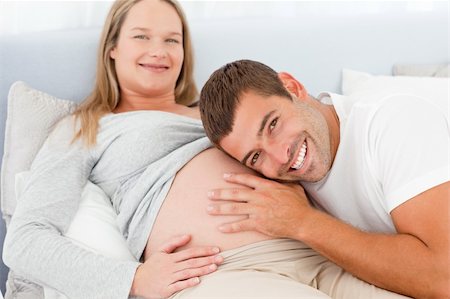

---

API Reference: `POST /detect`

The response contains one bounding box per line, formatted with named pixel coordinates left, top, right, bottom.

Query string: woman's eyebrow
left=130, top=27, right=182, bottom=36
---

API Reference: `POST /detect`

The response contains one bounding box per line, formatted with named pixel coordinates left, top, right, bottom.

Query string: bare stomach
left=145, top=148, right=273, bottom=257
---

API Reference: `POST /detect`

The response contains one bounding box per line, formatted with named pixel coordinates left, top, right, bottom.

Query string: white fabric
left=15, top=172, right=136, bottom=299
left=342, top=69, right=449, bottom=102
left=15, top=172, right=134, bottom=262
left=341, top=69, right=449, bottom=126
left=302, top=88, right=449, bottom=233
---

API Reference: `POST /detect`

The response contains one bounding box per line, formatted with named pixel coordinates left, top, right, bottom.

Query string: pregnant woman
left=3, top=1, right=273, bottom=298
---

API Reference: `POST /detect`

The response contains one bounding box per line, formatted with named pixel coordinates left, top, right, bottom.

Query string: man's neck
left=309, top=96, right=341, bottom=163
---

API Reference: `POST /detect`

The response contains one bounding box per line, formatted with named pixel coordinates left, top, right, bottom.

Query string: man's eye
left=269, top=118, right=278, bottom=132
left=251, top=152, right=260, bottom=165
left=134, top=35, right=148, bottom=40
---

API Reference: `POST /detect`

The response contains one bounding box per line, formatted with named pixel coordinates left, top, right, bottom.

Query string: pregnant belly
left=145, top=148, right=273, bottom=256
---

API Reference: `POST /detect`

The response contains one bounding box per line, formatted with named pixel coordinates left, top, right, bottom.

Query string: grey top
left=3, top=110, right=211, bottom=299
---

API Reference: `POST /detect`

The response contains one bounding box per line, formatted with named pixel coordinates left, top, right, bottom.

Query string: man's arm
left=207, top=174, right=449, bottom=299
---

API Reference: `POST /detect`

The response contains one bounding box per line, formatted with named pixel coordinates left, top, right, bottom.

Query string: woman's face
left=110, top=0, right=184, bottom=100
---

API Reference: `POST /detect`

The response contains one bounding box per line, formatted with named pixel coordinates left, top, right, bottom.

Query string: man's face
left=219, top=90, right=333, bottom=182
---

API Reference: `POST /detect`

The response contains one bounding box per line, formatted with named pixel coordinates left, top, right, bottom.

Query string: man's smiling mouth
left=290, top=141, right=307, bottom=171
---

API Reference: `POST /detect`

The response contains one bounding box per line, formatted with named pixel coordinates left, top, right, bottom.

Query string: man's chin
left=278, top=172, right=327, bottom=184
left=272, top=178, right=301, bottom=184
left=267, top=174, right=303, bottom=184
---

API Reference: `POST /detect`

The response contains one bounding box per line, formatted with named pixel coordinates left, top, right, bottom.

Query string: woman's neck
left=114, top=92, right=200, bottom=119
left=114, top=91, right=177, bottom=113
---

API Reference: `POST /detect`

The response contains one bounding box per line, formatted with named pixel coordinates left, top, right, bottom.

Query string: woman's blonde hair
left=73, top=0, right=197, bottom=146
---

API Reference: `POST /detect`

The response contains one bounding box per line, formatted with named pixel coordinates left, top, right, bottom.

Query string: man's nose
left=266, top=141, right=290, bottom=165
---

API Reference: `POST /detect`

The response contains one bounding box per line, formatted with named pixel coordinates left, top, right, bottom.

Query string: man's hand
left=207, top=173, right=312, bottom=238
left=131, top=234, right=223, bottom=299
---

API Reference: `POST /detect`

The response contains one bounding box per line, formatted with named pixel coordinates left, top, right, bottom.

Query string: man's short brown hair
left=199, top=60, right=292, bottom=147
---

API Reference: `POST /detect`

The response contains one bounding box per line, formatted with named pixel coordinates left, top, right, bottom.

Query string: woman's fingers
left=173, top=262, right=219, bottom=282
left=173, top=245, right=221, bottom=262
left=167, top=277, right=201, bottom=296
left=139, top=244, right=223, bottom=299
left=159, top=234, right=192, bottom=254
left=176, top=254, right=223, bottom=271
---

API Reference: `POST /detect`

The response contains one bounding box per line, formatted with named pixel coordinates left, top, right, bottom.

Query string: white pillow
left=342, top=69, right=449, bottom=122
left=15, top=172, right=136, bottom=298
left=15, top=172, right=135, bottom=261
left=1, top=81, right=77, bottom=224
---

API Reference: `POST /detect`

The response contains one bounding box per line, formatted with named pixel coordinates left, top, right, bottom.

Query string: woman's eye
left=134, top=35, right=148, bottom=40
left=269, top=118, right=278, bottom=132
left=251, top=152, right=260, bottom=165
left=166, top=38, right=180, bottom=44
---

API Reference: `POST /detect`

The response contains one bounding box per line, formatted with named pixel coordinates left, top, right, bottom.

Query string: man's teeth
left=291, top=142, right=307, bottom=170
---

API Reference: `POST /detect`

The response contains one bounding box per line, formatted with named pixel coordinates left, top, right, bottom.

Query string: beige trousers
left=172, top=239, right=410, bottom=299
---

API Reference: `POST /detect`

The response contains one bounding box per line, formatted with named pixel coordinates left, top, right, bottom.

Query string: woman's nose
left=148, top=41, right=167, bottom=58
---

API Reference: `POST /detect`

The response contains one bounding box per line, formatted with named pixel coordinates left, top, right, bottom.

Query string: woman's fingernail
left=223, top=173, right=232, bottom=178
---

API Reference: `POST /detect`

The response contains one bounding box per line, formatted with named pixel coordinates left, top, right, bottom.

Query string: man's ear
left=278, top=72, right=308, bottom=100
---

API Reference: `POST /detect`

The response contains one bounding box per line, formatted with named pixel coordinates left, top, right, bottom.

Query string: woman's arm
left=3, top=117, right=140, bottom=298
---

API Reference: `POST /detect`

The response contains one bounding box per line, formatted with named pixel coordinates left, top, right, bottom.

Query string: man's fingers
left=160, top=234, right=192, bottom=254
left=223, top=172, right=276, bottom=189
left=208, top=188, right=254, bottom=202
left=207, top=202, right=251, bottom=216
left=218, top=219, right=254, bottom=233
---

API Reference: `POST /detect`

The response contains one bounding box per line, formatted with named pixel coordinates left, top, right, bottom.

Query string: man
left=199, top=60, right=449, bottom=299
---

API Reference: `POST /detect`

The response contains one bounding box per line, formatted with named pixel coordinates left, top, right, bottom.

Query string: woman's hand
left=130, top=234, right=223, bottom=299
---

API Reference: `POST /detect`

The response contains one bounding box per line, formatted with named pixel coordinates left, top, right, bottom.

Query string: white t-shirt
left=302, top=92, right=449, bottom=233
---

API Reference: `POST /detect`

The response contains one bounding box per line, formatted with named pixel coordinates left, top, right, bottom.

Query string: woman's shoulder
left=48, top=115, right=79, bottom=140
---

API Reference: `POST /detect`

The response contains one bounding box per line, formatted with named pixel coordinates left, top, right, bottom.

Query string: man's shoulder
left=372, top=93, right=446, bottom=123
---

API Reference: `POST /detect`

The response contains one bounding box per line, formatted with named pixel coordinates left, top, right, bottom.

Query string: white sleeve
left=368, top=94, right=450, bottom=212
left=3, top=117, right=140, bottom=299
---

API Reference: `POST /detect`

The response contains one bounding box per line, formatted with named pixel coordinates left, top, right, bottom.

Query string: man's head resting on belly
left=199, top=59, right=341, bottom=183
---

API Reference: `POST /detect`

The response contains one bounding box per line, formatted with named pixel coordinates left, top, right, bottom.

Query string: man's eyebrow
left=240, top=110, right=276, bottom=165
